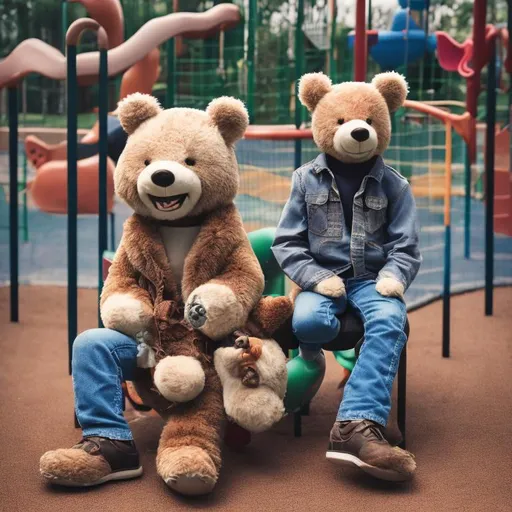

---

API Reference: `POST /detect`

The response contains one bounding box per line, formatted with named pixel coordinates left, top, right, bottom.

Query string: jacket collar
left=312, top=153, right=385, bottom=183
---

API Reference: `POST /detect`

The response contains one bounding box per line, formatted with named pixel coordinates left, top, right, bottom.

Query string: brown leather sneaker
left=40, top=436, right=143, bottom=487
left=326, top=420, right=416, bottom=482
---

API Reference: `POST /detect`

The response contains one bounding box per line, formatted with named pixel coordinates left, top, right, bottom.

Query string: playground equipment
left=15, top=2, right=240, bottom=215
left=3, top=2, right=511, bottom=456
left=349, top=0, right=437, bottom=70
left=0, top=4, right=240, bottom=88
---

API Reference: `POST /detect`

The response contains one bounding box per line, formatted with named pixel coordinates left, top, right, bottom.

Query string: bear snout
left=151, top=169, right=175, bottom=187
left=351, top=127, right=370, bottom=142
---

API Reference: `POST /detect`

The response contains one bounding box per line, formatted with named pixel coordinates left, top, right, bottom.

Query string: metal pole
left=442, top=121, right=452, bottom=358
left=368, top=0, right=372, bottom=30
left=485, top=36, right=497, bottom=317
left=98, top=47, right=109, bottom=324
left=8, top=87, right=19, bottom=323
left=67, top=43, right=78, bottom=374
left=166, top=0, right=176, bottom=108
left=354, top=0, right=367, bottom=81
left=247, top=0, right=257, bottom=123
left=61, top=1, right=68, bottom=53
left=508, top=0, right=512, bottom=175
left=397, top=345, right=407, bottom=448
left=294, top=0, right=305, bottom=170
left=328, top=0, right=337, bottom=79
left=464, top=145, right=471, bottom=259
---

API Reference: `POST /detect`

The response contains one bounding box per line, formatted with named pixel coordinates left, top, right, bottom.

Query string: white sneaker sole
left=165, top=474, right=216, bottom=496
left=326, top=451, right=412, bottom=482
left=42, top=466, right=143, bottom=487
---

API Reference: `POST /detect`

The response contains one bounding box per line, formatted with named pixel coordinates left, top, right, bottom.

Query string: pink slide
left=435, top=32, right=474, bottom=77
left=0, top=4, right=240, bottom=88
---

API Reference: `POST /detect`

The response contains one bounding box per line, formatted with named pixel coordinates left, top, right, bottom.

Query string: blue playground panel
left=348, top=6, right=437, bottom=70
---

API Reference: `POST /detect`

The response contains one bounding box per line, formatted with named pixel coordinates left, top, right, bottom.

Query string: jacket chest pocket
left=306, top=193, right=343, bottom=238
left=364, top=196, right=388, bottom=233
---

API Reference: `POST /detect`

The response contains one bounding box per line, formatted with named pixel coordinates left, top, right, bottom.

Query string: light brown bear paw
left=157, top=446, right=218, bottom=496
left=40, top=447, right=112, bottom=486
left=185, top=283, right=245, bottom=340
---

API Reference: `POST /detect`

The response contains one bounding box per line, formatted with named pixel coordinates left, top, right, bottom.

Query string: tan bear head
left=298, top=71, right=408, bottom=164
left=115, top=93, right=248, bottom=220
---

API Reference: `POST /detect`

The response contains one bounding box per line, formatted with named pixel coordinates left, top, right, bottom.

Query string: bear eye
left=366, top=118, right=372, bottom=125
left=144, top=159, right=151, bottom=166
left=185, top=157, right=196, bottom=166
left=337, top=118, right=344, bottom=125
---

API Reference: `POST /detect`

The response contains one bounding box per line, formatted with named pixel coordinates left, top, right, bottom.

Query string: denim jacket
left=271, top=153, right=421, bottom=291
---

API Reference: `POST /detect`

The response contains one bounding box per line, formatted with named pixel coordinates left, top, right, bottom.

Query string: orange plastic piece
left=404, top=100, right=475, bottom=162
left=28, top=155, right=115, bottom=214
left=71, top=0, right=124, bottom=49
left=492, top=128, right=512, bottom=236
left=118, top=47, right=160, bottom=101
left=244, top=124, right=313, bottom=140
left=25, top=135, right=67, bottom=169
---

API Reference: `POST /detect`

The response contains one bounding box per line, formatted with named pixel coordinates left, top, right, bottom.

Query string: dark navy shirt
left=326, top=154, right=378, bottom=233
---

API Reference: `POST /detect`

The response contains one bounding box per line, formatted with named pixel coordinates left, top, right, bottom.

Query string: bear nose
left=151, top=170, right=175, bottom=188
left=351, top=127, right=370, bottom=142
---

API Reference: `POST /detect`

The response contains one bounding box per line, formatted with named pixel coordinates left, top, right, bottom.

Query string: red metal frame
left=354, top=0, right=367, bottom=81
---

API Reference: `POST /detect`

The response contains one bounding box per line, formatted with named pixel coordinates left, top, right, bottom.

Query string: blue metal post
left=98, top=47, right=109, bottom=324
left=8, top=87, right=19, bottom=323
left=485, top=37, right=496, bottom=317
left=67, top=44, right=78, bottom=374
left=294, top=0, right=305, bottom=169
left=442, top=225, right=451, bottom=357
left=442, top=121, right=453, bottom=358
left=464, top=146, right=471, bottom=259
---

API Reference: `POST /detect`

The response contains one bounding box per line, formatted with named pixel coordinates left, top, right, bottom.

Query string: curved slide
left=3, top=3, right=241, bottom=215
left=0, top=4, right=240, bottom=88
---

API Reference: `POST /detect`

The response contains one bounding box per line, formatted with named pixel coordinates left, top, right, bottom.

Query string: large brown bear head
left=115, top=93, right=248, bottom=220
left=298, top=71, right=408, bottom=164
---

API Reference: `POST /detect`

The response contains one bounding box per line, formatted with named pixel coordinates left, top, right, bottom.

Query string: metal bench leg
left=397, top=344, right=407, bottom=449
left=300, top=402, right=310, bottom=416
left=293, top=411, right=302, bottom=437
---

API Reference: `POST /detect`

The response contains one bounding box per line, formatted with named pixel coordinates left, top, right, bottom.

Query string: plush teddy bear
left=82, top=93, right=291, bottom=494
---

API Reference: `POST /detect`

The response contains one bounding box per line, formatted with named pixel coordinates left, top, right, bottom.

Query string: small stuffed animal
left=214, top=295, right=293, bottom=433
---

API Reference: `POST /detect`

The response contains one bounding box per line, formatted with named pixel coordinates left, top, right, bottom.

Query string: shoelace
left=358, top=420, right=386, bottom=441
left=73, top=437, right=101, bottom=453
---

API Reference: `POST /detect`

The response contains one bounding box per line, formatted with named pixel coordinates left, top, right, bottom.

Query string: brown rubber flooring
left=1, top=286, right=511, bottom=512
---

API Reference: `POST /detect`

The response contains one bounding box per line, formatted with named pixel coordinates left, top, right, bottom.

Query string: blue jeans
left=292, top=279, right=407, bottom=426
left=72, top=328, right=138, bottom=440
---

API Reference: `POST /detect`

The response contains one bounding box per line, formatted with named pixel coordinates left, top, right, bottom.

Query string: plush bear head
left=115, top=93, right=249, bottom=220
left=298, top=71, right=408, bottom=164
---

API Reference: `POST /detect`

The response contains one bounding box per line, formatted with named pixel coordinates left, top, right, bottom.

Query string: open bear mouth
left=148, top=193, right=188, bottom=212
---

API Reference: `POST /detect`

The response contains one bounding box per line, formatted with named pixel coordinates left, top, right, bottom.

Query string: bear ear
left=371, top=72, right=408, bottom=113
left=298, top=72, right=332, bottom=112
left=117, top=93, right=162, bottom=135
left=207, top=96, right=249, bottom=145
